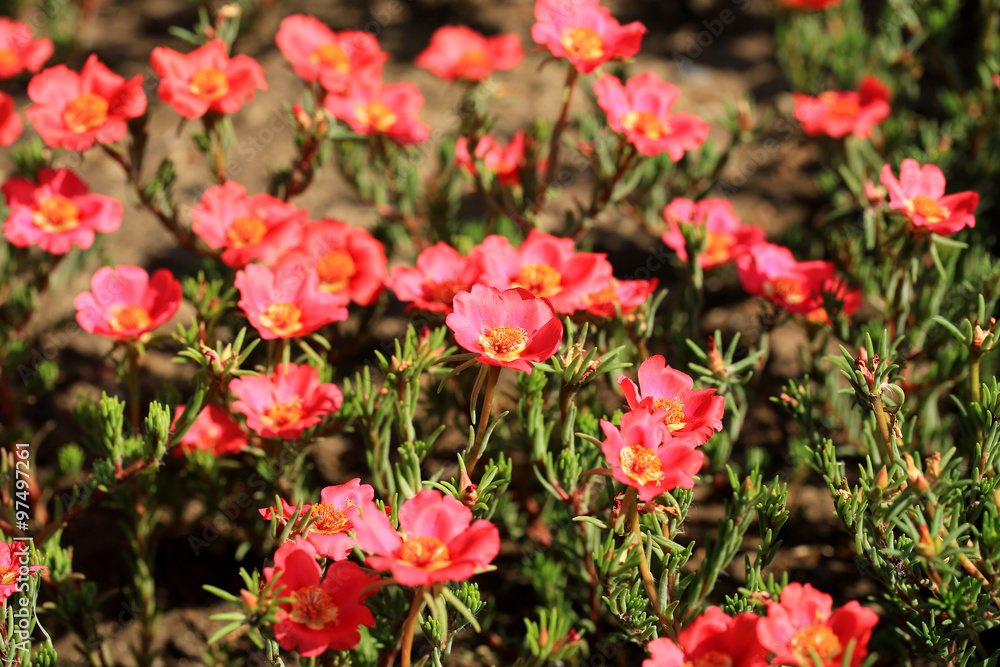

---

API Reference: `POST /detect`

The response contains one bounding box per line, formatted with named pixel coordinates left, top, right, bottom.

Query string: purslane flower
left=234, top=263, right=349, bottom=340
left=0, top=91, right=21, bottom=145
left=74, top=265, right=182, bottom=340
left=662, top=197, right=765, bottom=268
left=151, top=39, right=266, bottom=118
left=643, top=607, right=768, bottom=667
left=171, top=404, right=248, bottom=456
left=0, top=19, right=53, bottom=79
left=454, top=131, right=526, bottom=187
left=386, top=241, right=485, bottom=314
left=416, top=25, right=523, bottom=82
left=275, top=14, right=387, bottom=94
left=0, top=540, right=46, bottom=603
left=793, top=76, right=891, bottom=139
left=531, top=0, right=645, bottom=74
left=230, top=362, right=343, bottom=440
left=324, top=79, right=429, bottom=145
left=580, top=278, right=658, bottom=319
left=879, top=158, right=978, bottom=236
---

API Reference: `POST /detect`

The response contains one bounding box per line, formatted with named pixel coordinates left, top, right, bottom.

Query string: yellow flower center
left=560, top=26, right=604, bottom=60
left=259, top=302, right=304, bottom=337
left=311, top=43, right=350, bottom=73
left=33, top=196, right=81, bottom=233
left=356, top=101, right=398, bottom=132
left=225, top=216, right=267, bottom=247
left=289, top=585, right=338, bottom=630
left=584, top=283, right=619, bottom=307
left=457, top=49, right=489, bottom=70
left=307, top=502, right=354, bottom=535
left=189, top=66, right=230, bottom=99
left=479, top=326, right=529, bottom=362
left=398, top=535, right=451, bottom=569
left=0, top=565, right=18, bottom=587
left=512, top=262, right=561, bottom=298
left=620, top=443, right=665, bottom=486
left=63, top=93, right=109, bottom=133
left=425, top=278, right=468, bottom=305
left=820, top=92, right=860, bottom=117
left=790, top=624, right=842, bottom=664
left=763, top=276, right=807, bottom=305
left=652, top=397, right=686, bottom=432
left=909, top=195, right=949, bottom=224
left=262, top=396, right=304, bottom=429
left=0, top=48, right=18, bottom=68
left=109, top=304, right=152, bottom=333
left=703, top=231, right=734, bottom=264
left=317, top=250, right=356, bottom=292
left=622, top=110, right=667, bottom=140
left=683, top=651, right=734, bottom=667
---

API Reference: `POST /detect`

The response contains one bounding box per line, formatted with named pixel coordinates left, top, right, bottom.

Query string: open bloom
left=644, top=608, right=768, bottom=667
left=263, top=537, right=377, bottom=656
left=230, top=362, right=343, bottom=440
left=416, top=26, right=523, bottom=82
left=595, top=72, right=708, bottom=159
left=3, top=167, right=122, bottom=254
left=0, top=540, right=45, bottom=602
left=793, top=76, right=891, bottom=139
left=474, top=229, right=613, bottom=313
left=531, top=0, right=645, bottom=74
left=618, top=355, right=725, bottom=443
left=446, top=285, right=563, bottom=374
left=757, top=583, right=878, bottom=667
left=171, top=404, right=247, bottom=457
left=235, top=263, right=348, bottom=340
left=580, top=278, right=658, bottom=319
left=259, top=480, right=376, bottom=560
left=275, top=15, right=386, bottom=94
left=324, top=79, right=429, bottom=145
left=0, top=19, right=53, bottom=79
left=600, top=409, right=704, bottom=501
left=879, top=158, right=978, bottom=236
left=26, top=54, right=146, bottom=150
left=150, top=39, right=266, bottom=118
left=190, top=181, right=305, bottom=268
left=353, top=489, right=500, bottom=586
left=454, top=131, right=526, bottom=187
left=0, top=91, right=21, bottom=145
left=386, top=242, right=484, bottom=314
left=276, top=220, right=387, bottom=306
left=737, top=243, right=861, bottom=325
left=74, top=266, right=182, bottom=340
left=662, top=198, right=765, bottom=268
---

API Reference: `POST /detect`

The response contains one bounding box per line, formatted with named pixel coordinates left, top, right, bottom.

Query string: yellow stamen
left=63, top=93, right=108, bottom=133
left=479, top=326, right=529, bottom=362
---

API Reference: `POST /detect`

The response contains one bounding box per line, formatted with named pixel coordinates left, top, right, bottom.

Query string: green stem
left=970, top=350, right=982, bottom=405
left=400, top=585, right=428, bottom=667
left=625, top=487, right=677, bottom=642
left=533, top=65, right=579, bottom=216
left=467, top=365, right=502, bottom=475
left=128, top=344, right=141, bottom=435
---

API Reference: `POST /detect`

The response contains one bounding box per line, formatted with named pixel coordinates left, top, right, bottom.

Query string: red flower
left=324, top=79, right=429, bottom=145
left=737, top=243, right=861, bottom=325
left=793, top=76, right=891, bottom=139
left=74, top=265, right=182, bottom=340
left=473, top=229, right=613, bottom=313
left=879, top=158, right=978, bottom=236
left=171, top=404, right=247, bottom=456
left=190, top=181, right=305, bottom=268
left=757, top=583, right=878, bottom=667
left=385, top=241, right=484, bottom=314
left=644, top=608, right=768, bottom=667
left=595, top=72, right=708, bottom=159
left=662, top=198, right=765, bottom=268
left=276, top=220, right=387, bottom=306
left=0, top=19, right=53, bottom=79
left=275, top=15, right=387, bottom=94
left=259, top=480, right=376, bottom=561
left=618, top=355, right=725, bottom=443
left=230, top=362, right=343, bottom=440
left=531, top=0, right=645, bottom=74
left=446, top=284, right=563, bottom=374
left=600, top=409, right=703, bottom=501
left=580, top=278, right=658, bottom=319
left=0, top=540, right=45, bottom=603
left=353, top=489, right=500, bottom=586
left=454, top=131, right=526, bottom=187
left=263, top=537, right=377, bottom=656
left=26, top=54, right=146, bottom=151
left=777, top=0, right=845, bottom=9
left=0, top=91, right=21, bottom=145
left=416, top=26, right=523, bottom=82
left=234, top=263, right=348, bottom=340
left=3, top=167, right=122, bottom=254
left=150, top=39, right=266, bottom=119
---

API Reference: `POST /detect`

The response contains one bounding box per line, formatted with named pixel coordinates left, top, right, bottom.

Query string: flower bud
left=459, top=468, right=479, bottom=508
left=707, top=336, right=727, bottom=378
left=904, top=453, right=929, bottom=492
left=864, top=178, right=886, bottom=206
left=972, top=318, right=996, bottom=351
left=874, top=465, right=889, bottom=489
left=292, top=104, right=312, bottom=131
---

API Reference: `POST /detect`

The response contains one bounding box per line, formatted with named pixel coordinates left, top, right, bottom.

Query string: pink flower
left=793, top=76, right=891, bottom=139
left=600, top=409, right=704, bottom=501
left=644, top=608, right=768, bottom=667
left=879, top=158, right=978, bottom=236
left=454, top=132, right=526, bottom=187
left=259, top=479, right=376, bottom=560
left=25, top=54, right=146, bottom=151
left=324, top=79, right=430, bottom=145
left=757, top=583, right=879, bottom=667
left=662, top=198, right=765, bottom=268
left=74, top=266, right=182, bottom=340
left=0, top=19, right=53, bottom=79
left=3, top=167, right=122, bottom=254
left=234, top=263, right=348, bottom=340
left=474, top=229, right=613, bottom=313
left=0, top=91, right=21, bottom=145
left=446, top=284, right=563, bottom=374
left=595, top=72, right=709, bottom=159
left=275, top=14, right=387, bottom=94
left=778, top=0, right=845, bottom=9
left=416, top=26, right=523, bottom=82
left=230, top=362, right=343, bottom=440
left=150, top=39, right=266, bottom=119
left=263, top=537, right=378, bottom=656
left=0, top=540, right=45, bottom=603
left=171, top=404, right=247, bottom=456
left=353, top=489, right=500, bottom=586
left=276, top=220, right=387, bottom=306
left=385, top=242, right=484, bottom=314
left=531, top=0, right=645, bottom=74
left=580, top=278, right=659, bottom=319
left=190, top=181, right=305, bottom=268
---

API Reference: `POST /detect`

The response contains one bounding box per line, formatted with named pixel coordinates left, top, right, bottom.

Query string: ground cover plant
left=0, top=0, right=999, bottom=665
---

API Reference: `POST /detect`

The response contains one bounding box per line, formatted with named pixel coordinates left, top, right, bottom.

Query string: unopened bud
left=779, top=392, right=798, bottom=407
left=707, top=337, right=726, bottom=378
left=292, top=104, right=312, bottom=130
left=972, top=318, right=996, bottom=351
left=459, top=468, right=478, bottom=508
left=856, top=352, right=875, bottom=391
left=874, top=465, right=889, bottom=489
left=904, top=453, right=929, bottom=492
left=538, top=625, right=549, bottom=648
left=993, top=73, right=1000, bottom=90
left=240, top=589, right=258, bottom=608
left=864, top=178, right=886, bottom=206
left=916, top=524, right=936, bottom=558
left=924, top=451, right=941, bottom=484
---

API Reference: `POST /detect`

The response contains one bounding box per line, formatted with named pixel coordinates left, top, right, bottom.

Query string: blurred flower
left=531, top=0, right=645, bottom=74
left=0, top=91, right=21, bottom=145
left=643, top=607, right=768, bottom=667
left=879, top=158, right=978, bottom=236
left=324, top=79, right=429, bottom=144
left=171, top=404, right=247, bottom=456
left=454, top=131, right=526, bottom=186
left=580, top=278, right=658, bottom=319
left=2, top=167, right=122, bottom=254
left=353, top=489, right=500, bottom=585
left=0, top=541, right=45, bottom=602
left=662, top=197, right=765, bottom=268
left=416, top=25, right=523, bottom=82
left=150, top=39, right=266, bottom=118
left=74, top=265, right=181, bottom=340
left=386, top=241, right=484, bottom=314
left=230, top=362, right=343, bottom=440
left=595, top=72, right=709, bottom=159
left=446, top=284, right=563, bottom=374
left=275, top=14, right=386, bottom=94
left=0, top=19, right=53, bottom=79
left=26, top=54, right=146, bottom=150
left=793, top=76, right=891, bottom=139
left=777, top=0, right=845, bottom=8
left=234, top=263, right=348, bottom=340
